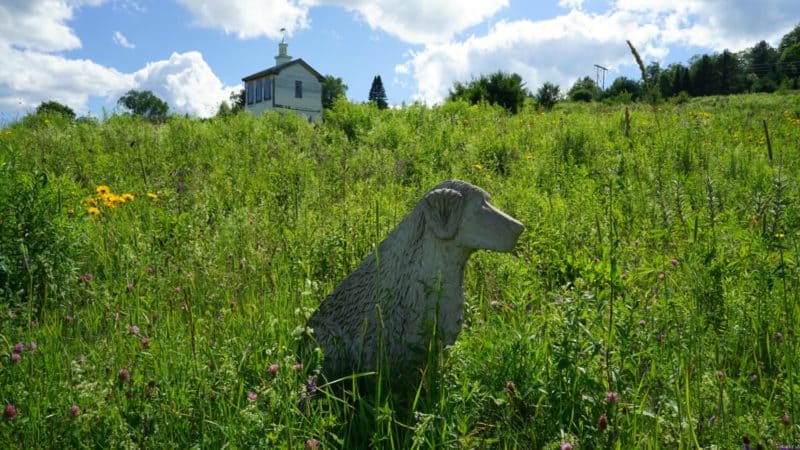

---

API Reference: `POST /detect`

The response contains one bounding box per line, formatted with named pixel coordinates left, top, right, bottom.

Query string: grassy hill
left=1, top=94, right=800, bottom=448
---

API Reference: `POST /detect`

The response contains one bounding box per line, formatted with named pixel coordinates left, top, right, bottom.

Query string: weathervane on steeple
left=275, top=28, right=291, bottom=65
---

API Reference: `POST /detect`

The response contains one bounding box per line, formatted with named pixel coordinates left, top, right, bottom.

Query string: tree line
left=450, top=23, right=800, bottom=113
left=27, top=90, right=169, bottom=123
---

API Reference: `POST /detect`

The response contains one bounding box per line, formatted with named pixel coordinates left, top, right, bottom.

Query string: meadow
left=1, top=93, right=800, bottom=448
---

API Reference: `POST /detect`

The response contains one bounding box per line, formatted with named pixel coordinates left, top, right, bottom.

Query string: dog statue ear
left=423, top=188, right=464, bottom=240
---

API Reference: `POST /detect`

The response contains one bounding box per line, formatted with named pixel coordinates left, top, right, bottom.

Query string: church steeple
left=275, top=29, right=291, bottom=65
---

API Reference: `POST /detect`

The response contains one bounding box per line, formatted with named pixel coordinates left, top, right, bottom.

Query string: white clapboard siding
left=274, top=65, right=322, bottom=115
left=243, top=54, right=324, bottom=122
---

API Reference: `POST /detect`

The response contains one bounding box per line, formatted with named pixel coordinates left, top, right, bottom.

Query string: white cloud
left=396, top=11, right=664, bottom=103
left=175, top=0, right=508, bottom=44
left=113, top=31, right=135, bottom=48
left=0, top=0, right=84, bottom=52
left=321, top=0, right=509, bottom=44
left=0, top=45, right=132, bottom=117
left=614, top=0, right=800, bottom=50
left=0, top=0, right=238, bottom=119
left=130, top=51, right=238, bottom=118
left=0, top=0, right=128, bottom=118
left=397, top=0, right=800, bottom=104
left=0, top=45, right=235, bottom=119
left=175, top=0, right=311, bottom=40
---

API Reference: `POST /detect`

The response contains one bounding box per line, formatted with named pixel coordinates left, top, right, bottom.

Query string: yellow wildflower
left=472, top=163, right=482, bottom=170
left=85, top=197, right=98, bottom=207
left=88, top=207, right=100, bottom=216
left=97, top=185, right=111, bottom=195
left=775, top=233, right=785, bottom=239
left=103, top=194, right=123, bottom=208
left=121, top=193, right=135, bottom=202
left=147, top=192, right=158, bottom=200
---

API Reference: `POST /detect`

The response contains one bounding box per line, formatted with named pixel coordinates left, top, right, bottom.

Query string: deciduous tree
left=36, top=101, right=75, bottom=119
left=322, top=75, right=348, bottom=109
left=606, top=76, right=642, bottom=101
left=230, top=89, right=245, bottom=113
left=448, top=71, right=529, bottom=114
left=567, top=76, right=601, bottom=102
left=535, top=82, right=561, bottom=111
left=117, top=90, right=169, bottom=123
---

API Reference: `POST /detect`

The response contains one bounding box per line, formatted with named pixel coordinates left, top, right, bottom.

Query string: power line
left=594, top=64, right=608, bottom=89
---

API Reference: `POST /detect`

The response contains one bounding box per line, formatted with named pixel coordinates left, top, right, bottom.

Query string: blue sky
left=1, top=0, right=798, bottom=121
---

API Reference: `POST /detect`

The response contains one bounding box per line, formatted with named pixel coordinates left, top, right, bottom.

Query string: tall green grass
left=1, top=94, right=799, bottom=448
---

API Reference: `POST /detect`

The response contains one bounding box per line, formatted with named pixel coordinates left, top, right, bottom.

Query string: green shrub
left=673, top=90, right=691, bottom=104
left=323, top=97, right=374, bottom=141
left=535, top=82, right=561, bottom=110
left=554, top=127, right=592, bottom=165
left=569, top=88, right=595, bottom=102
left=0, top=162, right=84, bottom=312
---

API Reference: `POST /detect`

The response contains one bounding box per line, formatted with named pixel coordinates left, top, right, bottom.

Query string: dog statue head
left=422, top=180, right=524, bottom=252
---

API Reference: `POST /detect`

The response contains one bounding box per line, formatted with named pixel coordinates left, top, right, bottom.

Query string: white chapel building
left=242, top=40, right=324, bottom=122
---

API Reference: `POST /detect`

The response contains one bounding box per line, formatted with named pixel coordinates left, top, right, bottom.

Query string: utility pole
left=594, top=64, right=608, bottom=89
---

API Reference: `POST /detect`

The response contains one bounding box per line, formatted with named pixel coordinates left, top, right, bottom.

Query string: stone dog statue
left=305, top=180, right=524, bottom=382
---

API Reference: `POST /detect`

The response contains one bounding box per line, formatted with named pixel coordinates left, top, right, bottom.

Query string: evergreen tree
left=657, top=70, right=674, bottom=98
left=368, top=75, right=388, bottom=109
left=672, top=64, right=692, bottom=95
left=745, top=41, right=780, bottom=92
left=716, top=50, right=745, bottom=95
left=690, top=54, right=718, bottom=96
left=656, top=64, right=686, bottom=98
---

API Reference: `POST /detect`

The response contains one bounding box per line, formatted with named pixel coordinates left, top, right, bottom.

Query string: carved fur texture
left=306, top=180, right=524, bottom=381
